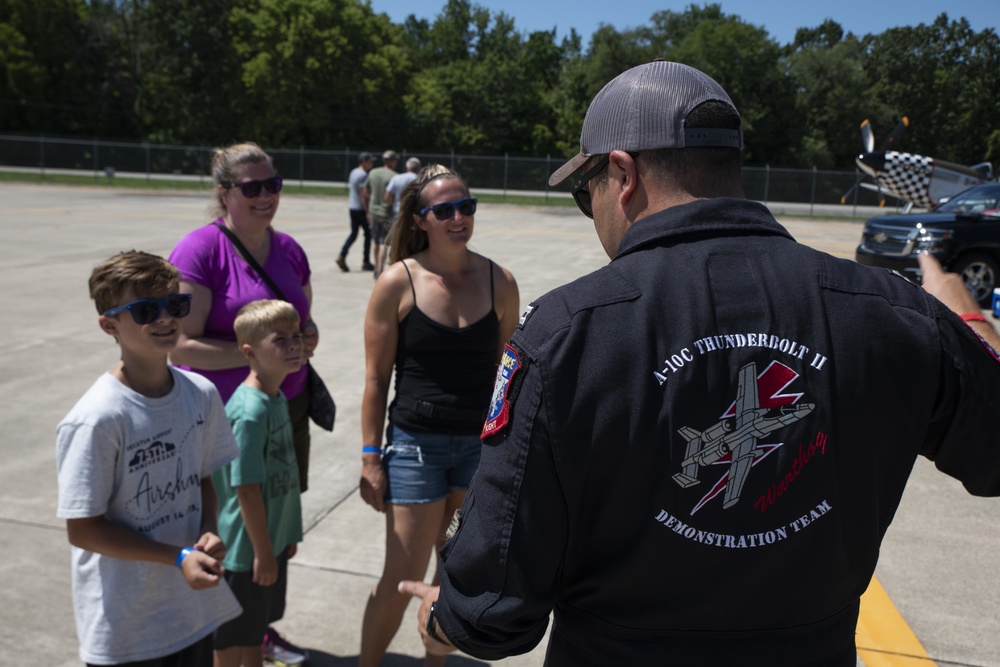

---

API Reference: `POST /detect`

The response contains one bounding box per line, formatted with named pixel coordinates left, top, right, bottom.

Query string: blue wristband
left=175, top=547, right=194, bottom=568
left=362, top=445, right=381, bottom=455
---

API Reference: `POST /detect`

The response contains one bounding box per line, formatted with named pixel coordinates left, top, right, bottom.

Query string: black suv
left=855, top=183, right=1000, bottom=306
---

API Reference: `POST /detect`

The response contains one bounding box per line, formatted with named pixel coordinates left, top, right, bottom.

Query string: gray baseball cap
left=358, top=151, right=374, bottom=162
left=548, top=61, right=742, bottom=187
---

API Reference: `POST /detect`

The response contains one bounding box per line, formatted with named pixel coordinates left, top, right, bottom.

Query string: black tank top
left=389, top=259, right=500, bottom=434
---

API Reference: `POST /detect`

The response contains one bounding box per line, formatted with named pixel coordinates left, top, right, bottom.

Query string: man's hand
left=918, top=252, right=983, bottom=314
left=398, top=581, right=455, bottom=656
left=919, top=252, right=1000, bottom=350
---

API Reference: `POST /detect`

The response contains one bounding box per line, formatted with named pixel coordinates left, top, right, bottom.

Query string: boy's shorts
left=383, top=423, right=481, bottom=505
left=213, top=548, right=291, bottom=650
left=86, top=633, right=213, bottom=667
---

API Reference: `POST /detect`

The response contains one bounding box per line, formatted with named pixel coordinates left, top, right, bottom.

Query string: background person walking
left=337, top=152, right=376, bottom=273
left=364, top=150, right=400, bottom=278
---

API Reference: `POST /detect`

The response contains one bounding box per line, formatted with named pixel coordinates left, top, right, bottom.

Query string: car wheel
left=951, top=253, right=999, bottom=307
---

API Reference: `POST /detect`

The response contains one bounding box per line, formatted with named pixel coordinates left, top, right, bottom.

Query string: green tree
left=863, top=15, right=1000, bottom=165
left=400, top=0, right=567, bottom=154
left=3, top=0, right=994, bottom=177
left=79, top=0, right=149, bottom=138
left=585, top=24, right=650, bottom=94
left=546, top=30, right=590, bottom=157
left=134, top=0, right=244, bottom=145
left=0, top=0, right=99, bottom=133
left=229, top=0, right=407, bottom=147
left=647, top=4, right=796, bottom=164
left=785, top=20, right=874, bottom=169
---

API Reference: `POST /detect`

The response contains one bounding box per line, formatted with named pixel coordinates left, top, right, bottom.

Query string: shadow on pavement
left=301, top=650, right=491, bottom=666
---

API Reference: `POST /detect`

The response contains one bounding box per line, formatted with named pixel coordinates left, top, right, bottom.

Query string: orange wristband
left=960, top=312, right=988, bottom=323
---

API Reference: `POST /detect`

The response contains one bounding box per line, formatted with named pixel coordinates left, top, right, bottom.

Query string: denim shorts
left=383, top=423, right=482, bottom=504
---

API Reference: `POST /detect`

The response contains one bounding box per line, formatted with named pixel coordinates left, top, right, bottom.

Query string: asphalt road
left=2, top=183, right=997, bottom=666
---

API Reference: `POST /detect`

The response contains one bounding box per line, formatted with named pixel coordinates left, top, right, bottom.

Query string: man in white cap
left=385, top=156, right=422, bottom=219
left=399, top=61, right=1000, bottom=664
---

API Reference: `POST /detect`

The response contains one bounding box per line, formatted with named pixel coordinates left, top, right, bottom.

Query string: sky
left=365, top=0, right=997, bottom=47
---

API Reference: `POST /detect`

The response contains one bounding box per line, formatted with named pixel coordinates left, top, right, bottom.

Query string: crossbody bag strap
left=213, top=222, right=288, bottom=302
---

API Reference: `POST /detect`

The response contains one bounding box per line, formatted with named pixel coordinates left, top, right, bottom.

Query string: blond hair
left=388, top=164, right=466, bottom=263
left=210, top=142, right=273, bottom=218
left=89, top=250, right=179, bottom=314
left=233, top=299, right=300, bottom=347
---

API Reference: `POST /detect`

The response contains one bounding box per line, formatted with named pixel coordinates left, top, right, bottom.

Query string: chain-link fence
left=0, top=134, right=888, bottom=208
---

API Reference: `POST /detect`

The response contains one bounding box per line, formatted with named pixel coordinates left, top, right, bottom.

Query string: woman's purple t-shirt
left=169, top=221, right=312, bottom=402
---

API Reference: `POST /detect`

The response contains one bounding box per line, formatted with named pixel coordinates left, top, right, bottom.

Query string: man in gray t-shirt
left=337, top=152, right=375, bottom=272
left=385, top=157, right=421, bottom=218
left=364, top=150, right=400, bottom=277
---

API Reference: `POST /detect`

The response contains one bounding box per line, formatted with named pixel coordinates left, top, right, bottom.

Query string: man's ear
left=240, top=343, right=256, bottom=361
left=608, top=151, right=639, bottom=209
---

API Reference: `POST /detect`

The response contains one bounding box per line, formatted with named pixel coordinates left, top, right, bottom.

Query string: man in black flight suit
left=399, top=60, right=1000, bottom=666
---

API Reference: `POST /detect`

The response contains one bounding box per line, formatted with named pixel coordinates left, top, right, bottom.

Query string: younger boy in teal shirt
left=213, top=300, right=306, bottom=667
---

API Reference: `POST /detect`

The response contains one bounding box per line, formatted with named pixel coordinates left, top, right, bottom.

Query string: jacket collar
left=614, top=198, right=795, bottom=260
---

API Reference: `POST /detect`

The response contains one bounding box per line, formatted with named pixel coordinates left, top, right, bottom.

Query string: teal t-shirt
left=215, top=384, right=303, bottom=572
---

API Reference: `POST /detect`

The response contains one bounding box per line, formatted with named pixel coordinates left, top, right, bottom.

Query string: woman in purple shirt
left=169, top=142, right=315, bottom=664
left=169, top=142, right=318, bottom=492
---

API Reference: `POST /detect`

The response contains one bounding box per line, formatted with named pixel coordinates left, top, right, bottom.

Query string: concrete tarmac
left=2, top=183, right=997, bottom=666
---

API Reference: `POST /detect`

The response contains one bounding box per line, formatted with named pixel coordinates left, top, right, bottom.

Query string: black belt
left=394, top=395, right=486, bottom=423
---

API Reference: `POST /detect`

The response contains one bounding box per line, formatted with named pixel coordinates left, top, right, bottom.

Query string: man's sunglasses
left=418, top=198, right=478, bottom=221
left=103, top=294, right=192, bottom=325
left=225, top=175, right=283, bottom=198
left=570, top=155, right=610, bottom=219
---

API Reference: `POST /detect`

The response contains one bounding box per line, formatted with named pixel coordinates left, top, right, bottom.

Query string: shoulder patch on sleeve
left=517, top=303, right=536, bottom=329
left=481, top=344, right=522, bottom=439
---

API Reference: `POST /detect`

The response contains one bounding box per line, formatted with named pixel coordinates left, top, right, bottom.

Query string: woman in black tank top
left=357, top=165, right=520, bottom=667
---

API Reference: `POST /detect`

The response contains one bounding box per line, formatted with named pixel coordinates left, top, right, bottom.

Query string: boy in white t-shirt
left=56, top=250, right=241, bottom=667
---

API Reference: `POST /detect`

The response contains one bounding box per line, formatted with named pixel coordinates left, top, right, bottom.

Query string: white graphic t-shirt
left=56, top=368, right=241, bottom=664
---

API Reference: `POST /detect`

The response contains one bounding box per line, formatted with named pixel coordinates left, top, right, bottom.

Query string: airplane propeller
left=841, top=117, right=909, bottom=204
left=861, top=119, right=874, bottom=154
left=878, top=116, right=908, bottom=152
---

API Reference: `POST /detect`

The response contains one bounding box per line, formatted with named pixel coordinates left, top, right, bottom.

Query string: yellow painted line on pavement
left=857, top=576, right=936, bottom=666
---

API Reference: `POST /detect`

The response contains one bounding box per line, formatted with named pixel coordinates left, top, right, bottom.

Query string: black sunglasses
left=226, top=175, right=283, bottom=198
left=570, top=155, right=610, bottom=219
left=103, top=294, right=192, bottom=325
left=418, top=198, right=478, bottom=221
